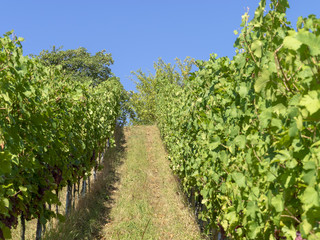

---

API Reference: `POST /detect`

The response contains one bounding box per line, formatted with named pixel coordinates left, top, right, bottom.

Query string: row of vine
left=0, top=32, right=124, bottom=239
left=131, top=0, right=320, bottom=239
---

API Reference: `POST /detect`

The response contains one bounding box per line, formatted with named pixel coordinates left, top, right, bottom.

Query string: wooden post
left=65, top=180, right=72, bottom=215
left=81, top=178, right=86, bottom=197
left=55, top=189, right=59, bottom=215
left=20, top=212, right=25, bottom=240
left=35, top=218, right=42, bottom=240
left=88, top=175, right=91, bottom=192
left=77, top=178, right=80, bottom=199
left=73, top=182, right=76, bottom=209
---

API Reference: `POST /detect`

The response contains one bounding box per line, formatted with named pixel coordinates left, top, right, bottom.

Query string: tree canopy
left=37, top=46, right=114, bottom=85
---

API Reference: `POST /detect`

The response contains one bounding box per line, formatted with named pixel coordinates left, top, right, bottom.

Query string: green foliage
left=0, top=31, right=124, bottom=238
left=37, top=46, right=114, bottom=85
left=133, top=0, right=320, bottom=239
left=129, top=58, right=194, bottom=125
left=129, top=70, right=158, bottom=125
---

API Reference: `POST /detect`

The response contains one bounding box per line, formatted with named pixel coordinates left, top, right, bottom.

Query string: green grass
left=102, top=126, right=202, bottom=240
left=102, top=126, right=157, bottom=239
left=11, top=126, right=203, bottom=240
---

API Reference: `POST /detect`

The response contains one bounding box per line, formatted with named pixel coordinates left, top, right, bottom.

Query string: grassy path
left=101, top=126, right=202, bottom=240
left=30, top=126, right=202, bottom=239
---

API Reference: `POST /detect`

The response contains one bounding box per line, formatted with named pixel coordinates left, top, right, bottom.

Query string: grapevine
left=0, top=31, right=124, bottom=239
left=132, top=0, right=320, bottom=239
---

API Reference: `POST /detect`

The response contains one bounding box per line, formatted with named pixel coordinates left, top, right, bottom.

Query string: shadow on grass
left=43, top=126, right=127, bottom=240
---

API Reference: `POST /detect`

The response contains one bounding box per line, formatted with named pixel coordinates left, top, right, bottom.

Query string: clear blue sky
left=0, top=1, right=319, bottom=91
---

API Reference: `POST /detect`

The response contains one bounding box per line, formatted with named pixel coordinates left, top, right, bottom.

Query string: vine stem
left=284, top=207, right=301, bottom=223
left=247, top=144, right=262, bottom=163
left=287, top=64, right=303, bottom=92
left=0, top=66, right=9, bottom=72
left=242, top=29, right=258, bottom=65
left=274, top=44, right=293, bottom=93
left=301, top=134, right=312, bottom=140
left=281, top=215, right=301, bottom=224
left=220, top=143, right=228, bottom=149
left=282, top=208, right=318, bottom=238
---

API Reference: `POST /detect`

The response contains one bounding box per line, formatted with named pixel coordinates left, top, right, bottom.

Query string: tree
left=129, top=70, right=157, bottom=125
left=37, top=46, right=114, bottom=85
left=129, top=57, right=194, bottom=125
